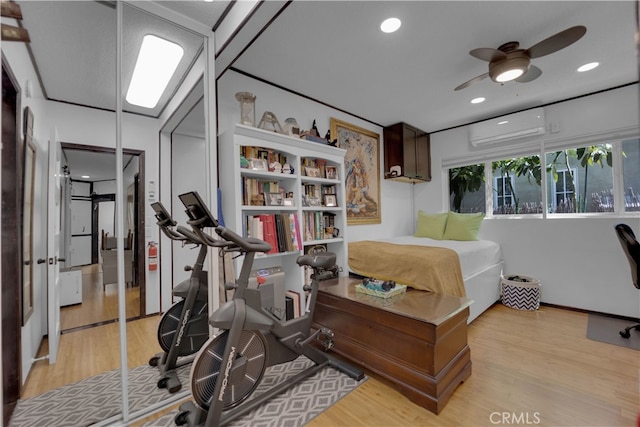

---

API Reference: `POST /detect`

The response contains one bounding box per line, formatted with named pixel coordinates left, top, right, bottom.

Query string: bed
left=348, top=235, right=503, bottom=323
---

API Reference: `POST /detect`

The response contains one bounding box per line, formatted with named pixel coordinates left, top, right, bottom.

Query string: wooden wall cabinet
left=383, top=122, right=431, bottom=183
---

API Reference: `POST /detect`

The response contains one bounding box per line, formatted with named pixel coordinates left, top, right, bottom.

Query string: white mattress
left=376, top=235, right=503, bottom=280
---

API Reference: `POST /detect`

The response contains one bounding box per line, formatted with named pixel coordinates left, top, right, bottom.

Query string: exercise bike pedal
left=317, top=327, right=335, bottom=351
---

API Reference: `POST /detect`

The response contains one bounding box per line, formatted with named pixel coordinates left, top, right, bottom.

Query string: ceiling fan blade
left=526, top=25, right=587, bottom=58
left=470, top=48, right=506, bottom=62
left=515, top=64, right=542, bottom=83
left=454, top=72, right=489, bottom=91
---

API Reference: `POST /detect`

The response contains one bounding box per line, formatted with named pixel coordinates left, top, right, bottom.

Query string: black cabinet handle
left=24, top=260, right=31, bottom=266
left=37, top=258, right=46, bottom=264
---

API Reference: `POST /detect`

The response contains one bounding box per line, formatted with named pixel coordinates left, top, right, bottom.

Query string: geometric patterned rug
left=143, top=357, right=367, bottom=427
left=9, top=356, right=366, bottom=427
left=9, top=361, right=191, bottom=427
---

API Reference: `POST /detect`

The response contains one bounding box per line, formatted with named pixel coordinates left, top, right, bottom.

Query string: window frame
left=443, top=130, right=640, bottom=219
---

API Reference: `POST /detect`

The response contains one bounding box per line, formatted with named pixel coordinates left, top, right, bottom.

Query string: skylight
left=126, top=35, right=184, bottom=109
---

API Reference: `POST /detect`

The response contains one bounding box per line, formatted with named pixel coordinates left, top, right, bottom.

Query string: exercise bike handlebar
left=215, top=225, right=272, bottom=254
left=158, top=219, right=204, bottom=246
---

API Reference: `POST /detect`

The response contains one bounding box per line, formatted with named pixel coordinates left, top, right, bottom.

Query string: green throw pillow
left=443, top=212, right=485, bottom=241
left=414, top=211, right=448, bottom=240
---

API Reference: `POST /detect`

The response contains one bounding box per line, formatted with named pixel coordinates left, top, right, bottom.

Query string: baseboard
left=539, top=302, right=639, bottom=322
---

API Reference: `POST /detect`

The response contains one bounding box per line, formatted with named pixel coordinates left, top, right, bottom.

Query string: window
left=445, top=139, right=636, bottom=218
left=622, top=138, right=640, bottom=212
left=491, top=156, right=542, bottom=215
left=448, top=164, right=485, bottom=213
left=549, top=169, right=577, bottom=213
left=493, top=173, right=514, bottom=213
left=546, top=145, right=614, bottom=213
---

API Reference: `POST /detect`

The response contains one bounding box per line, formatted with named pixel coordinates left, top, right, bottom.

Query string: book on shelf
left=285, top=290, right=301, bottom=318
left=240, top=146, right=288, bottom=166
left=282, top=214, right=293, bottom=251
left=285, top=296, right=294, bottom=320
left=259, top=214, right=278, bottom=254
left=290, top=213, right=302, bottom=251
left=274, top=214, right=287, bottom=253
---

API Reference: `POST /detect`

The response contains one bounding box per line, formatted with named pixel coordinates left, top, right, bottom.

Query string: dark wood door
left=2, top=63, right=22, bottom=425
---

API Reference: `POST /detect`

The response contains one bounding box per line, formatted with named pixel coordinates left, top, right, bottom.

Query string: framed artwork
left=265, top=192, right=283, bottom=206
left=248, top=158, right=268, bottom=170
left=323, top=194, right=337, bottom=207
left=305, top=167, right=320, bottom=177
left=330, top=118, right=381, bottom=225
left=325, top=166, right=338, bottom=180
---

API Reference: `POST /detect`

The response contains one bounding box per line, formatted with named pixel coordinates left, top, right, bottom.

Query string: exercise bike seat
left=296, top=252, right=336, bottom=269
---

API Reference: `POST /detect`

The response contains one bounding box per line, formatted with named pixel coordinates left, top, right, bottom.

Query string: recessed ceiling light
left=204, top=0, right=214, bottom=2
left=471, top=97, right=485, bottom=104
left=81, top=175, right=90, bottom=179
left=380, top=17, right=401, bottom=33
left=577, top=62, right=599, bottom=72
left=497, top=120, right=509, bottom=125
left=126, top=35, right=184, bottom=109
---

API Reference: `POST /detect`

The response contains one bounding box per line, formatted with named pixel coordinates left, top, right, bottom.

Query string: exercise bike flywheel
left=157, top=299, right=209, bottom=356
left=190, top=329, right=268, bottom=411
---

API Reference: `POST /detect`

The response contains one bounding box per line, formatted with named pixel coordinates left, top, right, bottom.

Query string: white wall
left=418, top=84, right=640, bottom=318
left=169, top=133, right=207, bottom=308
left=217, top=70, right=414, bottom=241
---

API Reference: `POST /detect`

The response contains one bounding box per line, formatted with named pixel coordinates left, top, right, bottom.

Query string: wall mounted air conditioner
left=469, top=108, right=546, bottom=147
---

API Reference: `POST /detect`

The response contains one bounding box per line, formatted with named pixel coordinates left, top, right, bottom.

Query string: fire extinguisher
left=148, top=241, right=158, bottom=271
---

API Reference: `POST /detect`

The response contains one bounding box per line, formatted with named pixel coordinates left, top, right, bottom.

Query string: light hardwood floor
left=60, top=264, right=140, bottom=331
left=22, top=304, right=639, bottom=426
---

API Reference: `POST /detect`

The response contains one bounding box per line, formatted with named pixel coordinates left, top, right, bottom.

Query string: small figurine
left=270, top=161, right=282, bottom=173
left=258, top=111, right=283, bottom=133
left=240, top=156, right=249, bottom=168
left=282, top=163, right=292, bottom=174
left=311, top=119, right=320, bottom=137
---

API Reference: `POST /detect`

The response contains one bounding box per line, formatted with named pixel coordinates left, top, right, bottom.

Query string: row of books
left=301, top=158, right=327, bottom=177
left=240, top=146, right=288, bottom=166
left=242, top=177, right=280, bottom=205
left=245, top=213, right=302, bottom=254
left=285, top=290, right=302, bottom=319
left=302, top=211, right=336, bottom=241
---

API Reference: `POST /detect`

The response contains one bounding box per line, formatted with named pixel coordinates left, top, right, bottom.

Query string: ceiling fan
left=454, top=25, right=587, bottom=91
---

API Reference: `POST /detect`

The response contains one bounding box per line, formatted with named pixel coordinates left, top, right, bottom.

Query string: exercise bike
left=174, top=191, right=364, bottom=427
left=147, top=201, right=212, bottom=394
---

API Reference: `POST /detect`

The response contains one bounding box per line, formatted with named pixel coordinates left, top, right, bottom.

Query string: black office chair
left=614, top=223, right=640, bottom=338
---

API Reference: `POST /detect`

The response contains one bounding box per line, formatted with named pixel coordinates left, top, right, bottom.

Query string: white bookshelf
left=219, top=124, right=348, bottom=309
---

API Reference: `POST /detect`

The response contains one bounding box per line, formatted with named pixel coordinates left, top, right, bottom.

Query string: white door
left=47, top=135, right=62, bottom=364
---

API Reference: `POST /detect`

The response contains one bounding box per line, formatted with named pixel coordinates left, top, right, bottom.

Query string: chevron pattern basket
left=501, top=275, right=541, bottom=310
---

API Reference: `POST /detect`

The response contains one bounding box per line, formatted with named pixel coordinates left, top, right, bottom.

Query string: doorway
left=59, top=143, right=146, bottom=331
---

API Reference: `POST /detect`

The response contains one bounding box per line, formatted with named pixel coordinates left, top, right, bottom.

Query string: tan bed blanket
left=348, top=240, right=466, bottom=297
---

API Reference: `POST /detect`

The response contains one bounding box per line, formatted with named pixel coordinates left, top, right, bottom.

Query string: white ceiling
left=232, top=1, right=638, bottom=132
left=9, top=1, right=639, bottom=179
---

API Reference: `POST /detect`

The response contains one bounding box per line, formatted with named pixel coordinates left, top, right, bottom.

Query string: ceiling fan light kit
left=455, top=25, right=587, bottom=91
left=490, top=53, right=530, bottom=82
